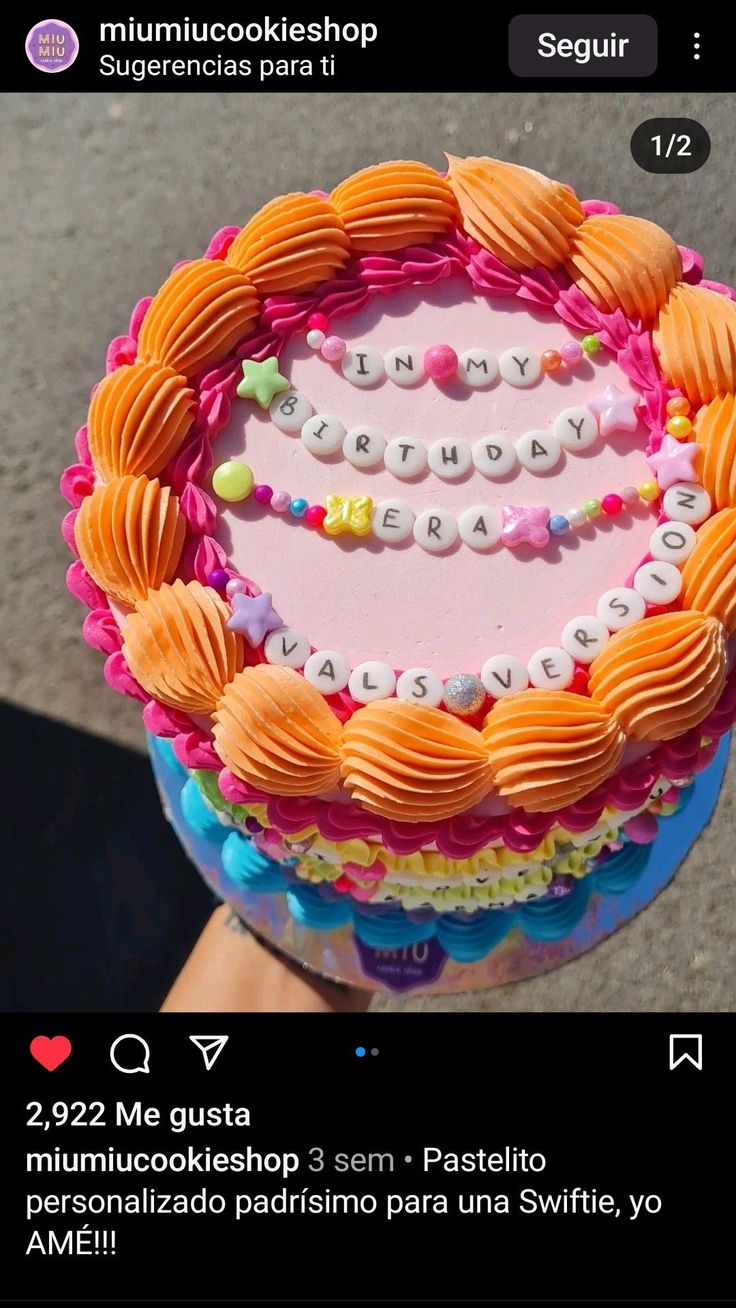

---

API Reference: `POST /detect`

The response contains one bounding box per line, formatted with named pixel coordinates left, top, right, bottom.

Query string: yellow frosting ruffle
left=565, top=214, right=681, bottom=323
left=122, top=580, right=243, bottom=713
left=87, top=362, right=195, bottom=482
left=446, top=154, right=584, bottom=270
left=331, top=161, right=458, bottom=252
left=588, top=611, right=727, bottom=741
left=75, top=475, right=185, bottom=608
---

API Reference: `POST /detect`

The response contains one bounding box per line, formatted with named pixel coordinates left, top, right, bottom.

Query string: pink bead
left=661, top=786, right=679, bottom=803
left=620, top=485, right=639, bottom=505
left=602, top=493, right=623, bottom=516
left=560, top=341, right=584, bottom=366
left=305, top=504, right=327, bottom=528
left=320, top=334, right=346, bottom=362
left=270, top=490, right=291, bottom=512
left=424, top=343, right=458, bottom=381
left=253, top=484, right=273, bottom=505
left=226, top=578, right=247, bottom=598
left=307, top=311, right=329, bottom=333
left=623, top=812, right=659, bottom=844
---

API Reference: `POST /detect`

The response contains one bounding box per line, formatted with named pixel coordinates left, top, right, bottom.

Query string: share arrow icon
left=189, top=1035, right=229, bottom=1071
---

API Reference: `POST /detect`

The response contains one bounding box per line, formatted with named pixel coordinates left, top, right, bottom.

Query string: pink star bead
left=501, top=504, right=551, bottom=549
left=588, top=384, right=640, bottom=438
left=646, top=433, right=699, bottom=491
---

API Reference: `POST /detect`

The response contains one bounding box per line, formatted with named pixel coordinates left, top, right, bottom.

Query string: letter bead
left=301, top=413, right=346, bottom=456
left=457, top=349, right=499, bottom=388
left=348, top=661, right=396, bottom=703
left=372, top=499, right=415, bottom=543
left=396, top=667, right=444, bottom=707
left=472, top=435, right=517, bottom=478
left=341, top=346, right=384, bottom=388
left=516, top=430, right=562, bottom=473
left=499, top=348, right=542, bottom=388
left=303, top=649, right=351, bottom=694
left=560, top=615, right=609, bottom=664
left=343, top=425, right=386, bottom=468
left=384, top=438, right=428, bottom=479
left=480, top=655, right=529, bottom=698
left=427, top=438, right=472, bottom=481
left=384, top=346, right=425, bottom=387
left=596, top=587, right=647, bottom=631
left=661, top=482, right=712, bottom=525
left=633, top=561, right=683, bottom=604
left=649, top=521, right=697, bottom=563
left=458, top=505, right=500, bottom=551
left=527, top=646, right=575, bottom=689
left=269, top=389, right=314, bottom=433
left=263, top=627, right=311, bottom=669
left=554, top=406, right=599, bottom=452
left=413, top=509, right=459, bottom=553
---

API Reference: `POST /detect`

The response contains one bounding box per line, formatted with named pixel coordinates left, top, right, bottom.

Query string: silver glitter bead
left=442, top=673, right=486, bottom=717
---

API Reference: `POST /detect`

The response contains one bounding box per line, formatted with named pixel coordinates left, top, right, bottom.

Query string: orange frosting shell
left=75, top=475, right=185, bottom=609
left=588, top=611, right=727, bottom=741
left=340, top=699, right=493, bottom=822
left=681, top=509, right=736, bottom=632
left=213, top=665, right=342, bottom=796
left=653, top=284, right=736, bottom=405
left=692, top=393, right=736, bottom=510
left=446, top=155, right=584, bottom=271
left=330, top=161, right=458, bottom=252
left=137, top=259, right=259, bottom=379
left=482, top=692, right=624, bottom=813
left=226, top=193, right=351, bottom=292
left=565, top=214, right=681, bottom=324
left=87, top=363, right=195, bottom=482
left=122, top=580, right=243, bottom=714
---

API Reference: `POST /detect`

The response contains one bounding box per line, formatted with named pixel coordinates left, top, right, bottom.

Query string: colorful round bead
left=567, top=507, right=587, bottom=529
left=584, top=499, right=602, bottom=519
left=581, top=334, right=601, bottom=354
left=270, top=491, right=291, bottom=512
left=424, top=344, right=459, bottom=381
left=212, top=460, right=254, bottom=502
left=666, top=396, right=690, bottom=417
left=666, top=415, right=692, bottom=439
left=305, top=504, right=327, bottom=528
left=289, top=498, right=309, bottom=518
left=245, top=816, right=263, bottom=834
left=560, top=340, right=584, bottom=366
left=307, top=311, right=329, bottom=333
left=306, top=328, right=325, bottom=350
left=321, top=335, right=347, bottom=362
left=549, top=514, right=570, bottom=535
left=253, top=484, right=273, bottom=505
left=602, top=493, right=623, bottom=516
left=541, top=349, right=562, bottom=373
left=638, top=481, right=660, bottom=502
left=442, top=673, right=486, bottom=717
left=620, top=485, right=639, bottom=505
left=206, top=568, right=229, bottom=591
left=226, top=578, right=247, bottom=598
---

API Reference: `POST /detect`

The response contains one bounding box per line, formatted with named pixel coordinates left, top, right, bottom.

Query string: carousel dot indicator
left=355, top=1046, right=366, bottom=1057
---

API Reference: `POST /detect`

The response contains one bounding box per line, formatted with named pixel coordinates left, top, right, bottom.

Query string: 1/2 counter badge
left=25, top=20, right=79, bottom=73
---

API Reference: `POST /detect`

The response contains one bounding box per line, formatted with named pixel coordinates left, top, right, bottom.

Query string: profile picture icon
left=25, top=20, right=79, bottom=73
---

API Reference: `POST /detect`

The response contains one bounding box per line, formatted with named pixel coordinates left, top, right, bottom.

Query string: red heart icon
left=30, top=1035, right=72, bottom=1071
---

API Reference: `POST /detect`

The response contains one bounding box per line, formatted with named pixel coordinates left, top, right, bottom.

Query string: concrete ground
left=2, top=91, right=734, bottom=1010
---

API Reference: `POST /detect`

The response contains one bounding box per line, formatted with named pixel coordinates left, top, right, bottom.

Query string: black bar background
left=5, top=1013, right=732, bottom=1302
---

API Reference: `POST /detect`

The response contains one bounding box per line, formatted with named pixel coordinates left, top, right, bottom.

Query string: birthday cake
left=62, top=156, right=736, bottom=988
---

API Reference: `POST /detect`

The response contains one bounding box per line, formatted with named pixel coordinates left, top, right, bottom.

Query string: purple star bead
left=501, top=504, right=551, bottom=549
left=226, top=591, right=282, bottom=647
left=646, top=433, right=699, bottom=491
left=588, top=384, right=640, bottom=438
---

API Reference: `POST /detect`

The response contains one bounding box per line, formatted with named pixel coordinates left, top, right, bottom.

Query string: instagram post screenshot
left=2, top=10, right=735, bottom=1304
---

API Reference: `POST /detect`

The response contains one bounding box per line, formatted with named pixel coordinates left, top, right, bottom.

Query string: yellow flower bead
left=638, top=481, right=660, bottom=501
left=323, top=494, right=373, bottom=536
left=666, top=415, right=693, bottom=439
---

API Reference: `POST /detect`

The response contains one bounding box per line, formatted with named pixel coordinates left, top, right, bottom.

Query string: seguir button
left=509, top=14, right=658, bottom=77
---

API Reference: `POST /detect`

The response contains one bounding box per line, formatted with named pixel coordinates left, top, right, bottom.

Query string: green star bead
left=236, top=356, right=290, bottom=409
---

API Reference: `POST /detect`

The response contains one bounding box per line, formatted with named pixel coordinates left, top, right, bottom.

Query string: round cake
left=62, top=155, right=736, bottom=993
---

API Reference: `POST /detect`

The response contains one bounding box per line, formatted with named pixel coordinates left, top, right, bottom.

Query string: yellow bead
left=212, top=460, right=254, bottom=502
left=323, top=494, right=373, bottom=537
left=666, top=415, right=692, bottom=439
left=638, top=481, right=660, bottom=502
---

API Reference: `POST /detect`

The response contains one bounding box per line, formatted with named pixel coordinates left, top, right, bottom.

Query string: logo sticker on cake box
left=355, top=936, right=447, bottom=992
left=25, top=20, right=79, bottom=73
